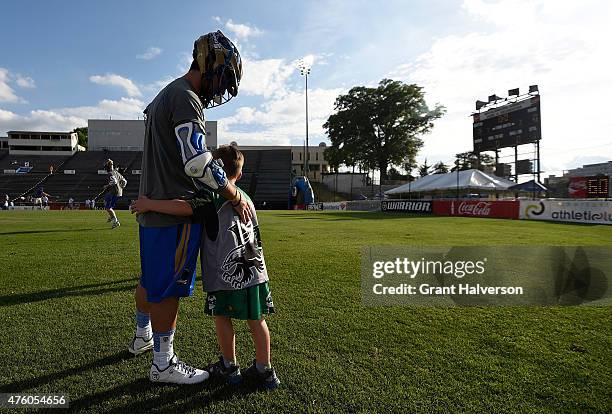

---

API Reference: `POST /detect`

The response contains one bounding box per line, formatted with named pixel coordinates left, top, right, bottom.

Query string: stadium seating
left=0, top=149, right=292, bottom=209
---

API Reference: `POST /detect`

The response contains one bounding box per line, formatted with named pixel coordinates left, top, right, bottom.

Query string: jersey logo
left=220, top=221, right=264, bottom=289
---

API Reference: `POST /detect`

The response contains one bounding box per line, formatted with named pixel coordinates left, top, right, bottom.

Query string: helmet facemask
left=193, top=30, right=243, bottom=108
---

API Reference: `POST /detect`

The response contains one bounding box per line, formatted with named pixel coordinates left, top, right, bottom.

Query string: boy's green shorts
left=205, top=282, right=275, bottom=320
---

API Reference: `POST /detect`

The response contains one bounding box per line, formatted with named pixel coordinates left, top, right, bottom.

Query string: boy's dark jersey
left=189, top=188, right=268, bottom=292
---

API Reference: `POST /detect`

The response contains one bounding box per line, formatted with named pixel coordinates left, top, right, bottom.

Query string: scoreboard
left=569, top=176, right=610, bottom=198
left=473, top=95, right=541, bottom=152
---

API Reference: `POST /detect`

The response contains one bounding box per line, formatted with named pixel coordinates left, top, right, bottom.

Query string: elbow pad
left=184, top=151, right=228, bottom=190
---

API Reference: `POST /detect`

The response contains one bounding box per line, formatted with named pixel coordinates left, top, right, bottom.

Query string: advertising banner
left=520, top=199, right=612, bottom=225
left=433, top=200, right=519, bottom=219
left=381, top=200, right=433, bottom=213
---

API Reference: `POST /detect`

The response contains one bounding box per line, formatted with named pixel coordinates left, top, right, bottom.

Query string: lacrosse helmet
left=193, top=30, right=243, bottom=108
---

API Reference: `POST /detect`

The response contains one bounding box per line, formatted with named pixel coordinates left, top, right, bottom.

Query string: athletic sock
left=256, top=361, right=271, bottom=373
left=135, top=311, right=151, bottom=339
left=222, top=356, right=236, bottom=368
left=153, top=329, right=175, bottom=369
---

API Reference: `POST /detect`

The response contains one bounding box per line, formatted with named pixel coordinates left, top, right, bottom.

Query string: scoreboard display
left=569, top=176, right=610, bottom=198
left=587, top=176, right=609, bottom=198
left=473, top=95, right=541, bottom=152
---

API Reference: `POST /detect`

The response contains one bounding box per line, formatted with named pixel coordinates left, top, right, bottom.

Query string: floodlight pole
left=299, top=65, right=311, bottom=178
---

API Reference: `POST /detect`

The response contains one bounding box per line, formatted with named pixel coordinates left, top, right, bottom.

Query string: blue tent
left=508, top=179, right=547, bottom=193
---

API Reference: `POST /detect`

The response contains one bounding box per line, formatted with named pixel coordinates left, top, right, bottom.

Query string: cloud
left=224, top=19, right=263, bottom=41
left=212, top=17, right=263, bottom=42
left=136, top=46, right=162, bottom=60
left=89, top=74, right=142, bottom=97
left=389, top=0, right=612, bottom=175
left=239, top=57, right=296, bottom=98
left=0, top=68, right=22, bottom=103
left=0, top=97, right=145, bottom=135
left=15, top=74, right=35, bottom=89
left=217, top=87, right=343, bottom=146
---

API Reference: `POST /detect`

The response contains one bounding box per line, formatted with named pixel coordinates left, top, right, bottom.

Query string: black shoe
left=206, top=356, right=242, bottom=385
left=243, top=360, right=280, bottom=390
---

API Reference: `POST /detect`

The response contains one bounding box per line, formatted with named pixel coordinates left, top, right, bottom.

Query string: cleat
left=206, top=356, right=242, bottom=385
left=128, top=335, right=153, bottom=355
left=243, top=360, right=280, bottom=390
left=112, top=220, right=121, bottom=229
left=149, top=355, right=209, bottom=384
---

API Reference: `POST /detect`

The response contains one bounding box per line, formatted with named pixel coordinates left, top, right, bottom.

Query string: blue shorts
left=139, top=223, right=202, bottom=303
left=104, top=194, right=119, bottom=209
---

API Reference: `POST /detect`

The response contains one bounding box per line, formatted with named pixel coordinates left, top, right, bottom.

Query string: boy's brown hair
left=212, top=145, right=244, bottom=179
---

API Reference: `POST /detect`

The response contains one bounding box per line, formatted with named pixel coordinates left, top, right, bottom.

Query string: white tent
left=385, top=169, right=516, bottom=195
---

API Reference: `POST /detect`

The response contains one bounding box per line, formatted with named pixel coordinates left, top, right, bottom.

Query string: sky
left=1, top=0, right=611, bottom=177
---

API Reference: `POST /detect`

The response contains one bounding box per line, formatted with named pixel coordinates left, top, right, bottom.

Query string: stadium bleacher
left=1, top=148, right=292, bottom=209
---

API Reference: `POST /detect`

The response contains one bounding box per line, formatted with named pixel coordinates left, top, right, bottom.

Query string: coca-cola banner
left=433, top=200, right=519, bottom=219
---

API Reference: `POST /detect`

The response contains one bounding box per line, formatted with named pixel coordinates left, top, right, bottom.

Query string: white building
left=7, top=131, right=79, bottom=155
left=567, top=161, right=612, bottom=177
left=236, top=142, right=331, bottom=182
left=88, top=119, right=218, bottom=151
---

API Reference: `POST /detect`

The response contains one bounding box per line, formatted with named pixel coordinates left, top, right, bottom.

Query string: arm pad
left=184, top=152, right=228, bottom=190
left=175, top=121, right=229, bottom=190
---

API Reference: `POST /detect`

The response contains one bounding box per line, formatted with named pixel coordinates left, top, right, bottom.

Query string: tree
left=387, top=167, right=405, bottom=180
left=418, top=159, right=431, bottom=177
left=454, top=151, right=494, bottom=171
left=73, top=127, right=88, bottom=149
left=324, top=79, right=445, bottom=180
left=432, top=161, right=449, bottom=174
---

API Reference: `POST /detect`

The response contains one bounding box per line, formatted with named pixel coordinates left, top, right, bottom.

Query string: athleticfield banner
left=381, top=200, right=432, bottom=213
left=433, top=200, right=519, bottom=219
left=520, top=199, right=612, bottom=225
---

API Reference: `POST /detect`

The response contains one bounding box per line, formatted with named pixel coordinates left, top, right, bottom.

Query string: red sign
left=433, top=200, right=519, bottom=219
left=569, top=177, right=588, bottom=198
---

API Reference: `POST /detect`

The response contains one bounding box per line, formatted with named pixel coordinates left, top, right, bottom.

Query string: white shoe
left=150, top=355, right=209, bottom=384
left=128, top=335, right=153, bottom=355
left=112, top=220, right=120, bottom=229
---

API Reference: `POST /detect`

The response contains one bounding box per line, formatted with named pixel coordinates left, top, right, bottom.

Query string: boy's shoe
left=243, top=360, right=280, bottom=390
left=128, top=335, right=153, bottom=355
left=149, top=354, right=209, bottom=384
left=111, top=220, right=121, bottom=229
left=206, top=356, right=242, bottom=385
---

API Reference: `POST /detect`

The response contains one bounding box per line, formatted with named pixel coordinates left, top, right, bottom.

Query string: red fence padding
left=433, top=200, right=519, bottom=219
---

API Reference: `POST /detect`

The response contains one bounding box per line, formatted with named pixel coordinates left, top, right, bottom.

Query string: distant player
left=101, top=159, right=126, bottom=229
left=131, top=145, right=280, bottom=389
left=33, top=186, right=51, bottom=210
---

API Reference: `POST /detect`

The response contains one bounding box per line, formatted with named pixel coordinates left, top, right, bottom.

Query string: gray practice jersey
left=138, top=77, right=205, bottom=227
left=107, top=169, right=124, bottom=197
left=193, top=189, right=269, bottom=292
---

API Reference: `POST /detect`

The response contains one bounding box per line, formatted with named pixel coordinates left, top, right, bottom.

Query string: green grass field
left=0, top=210, right=610, bottom=413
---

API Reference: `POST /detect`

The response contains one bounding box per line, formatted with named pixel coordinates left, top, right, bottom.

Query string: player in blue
left=101, top=159, right=126, bottom=229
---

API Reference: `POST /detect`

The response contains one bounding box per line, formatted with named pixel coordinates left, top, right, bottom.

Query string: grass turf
left=0, top=210, right=610, bottom=413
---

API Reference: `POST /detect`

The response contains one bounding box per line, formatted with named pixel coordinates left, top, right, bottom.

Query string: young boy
left=131, top=145, right=280, bottom=389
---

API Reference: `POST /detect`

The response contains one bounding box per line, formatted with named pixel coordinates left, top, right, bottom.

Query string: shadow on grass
left=0, top=351, right=133, bottom=393
left=0, top=277, right=138, bottom=307
left=71, top=377, right=260, bottom=413
left=0, top=228, right=98, bottom=236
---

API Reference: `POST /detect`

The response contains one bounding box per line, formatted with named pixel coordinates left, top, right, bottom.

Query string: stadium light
left=508, top=88, right=520, bottom=96
left=529, top=85, right=539, bottom=94
left=488, top=94, right=501, bottom=103
left=475, top=100, right=487, bottom=110
left=297, top=59, right=312, bottom=177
